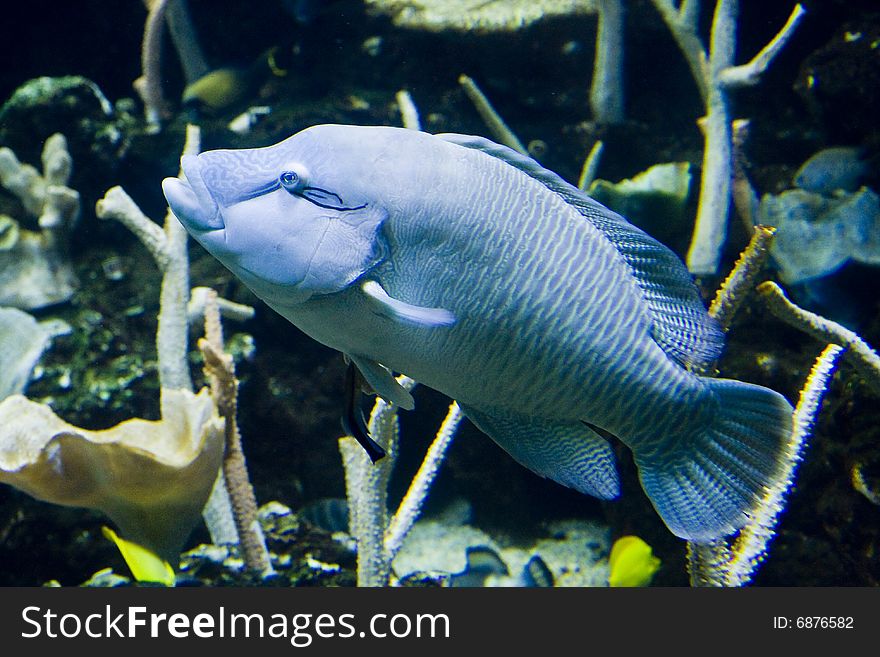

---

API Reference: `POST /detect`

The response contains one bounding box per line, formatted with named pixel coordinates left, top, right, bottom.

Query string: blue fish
left=163, top=125, right=793, bottom=542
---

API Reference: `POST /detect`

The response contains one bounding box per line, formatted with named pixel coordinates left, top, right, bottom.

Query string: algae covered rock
left=759, top=145, right=880, bottom=286
left=588, top=162, right=692, bottom=232
left=0, top=76, right=127, bottom=168
left=0, top=306, right=67, bottom=400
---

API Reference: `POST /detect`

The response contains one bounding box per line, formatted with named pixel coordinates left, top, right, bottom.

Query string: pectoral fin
left=349, top=354, right=415, bottom=411
left=362, top=280, right=455, bottom=327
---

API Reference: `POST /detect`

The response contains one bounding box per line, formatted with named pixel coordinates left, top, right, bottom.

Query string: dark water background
left=0, top=0, right=878, bottom=586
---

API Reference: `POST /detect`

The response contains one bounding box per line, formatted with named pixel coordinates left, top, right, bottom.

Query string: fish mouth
left=161, top=154, right=223, bottom=232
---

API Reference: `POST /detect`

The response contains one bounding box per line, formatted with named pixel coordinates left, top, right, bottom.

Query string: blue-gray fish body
left=163, top=125, right=792, bottom=542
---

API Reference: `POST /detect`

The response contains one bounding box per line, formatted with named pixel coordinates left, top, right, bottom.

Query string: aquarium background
left=0, top=0, right=878, bottom=587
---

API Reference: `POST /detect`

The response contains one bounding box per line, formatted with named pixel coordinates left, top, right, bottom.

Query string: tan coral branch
left=757, top=281, right=880, bottom=395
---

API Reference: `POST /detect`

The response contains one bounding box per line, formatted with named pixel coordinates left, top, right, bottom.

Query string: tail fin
left=635, top=378, right=793, bottom=543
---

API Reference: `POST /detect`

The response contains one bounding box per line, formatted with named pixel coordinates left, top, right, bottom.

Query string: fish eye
left=279, top=171, right=299, bottom=187
left=279, top=163, right=309, bottom=194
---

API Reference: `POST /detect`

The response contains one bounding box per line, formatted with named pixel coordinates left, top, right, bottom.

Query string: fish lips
left=162, top=155, right=223, bottom=232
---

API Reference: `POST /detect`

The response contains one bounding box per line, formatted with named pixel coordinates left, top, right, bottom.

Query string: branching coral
left=198, top=289, right=272, bottom=576
left=95, top=124, right=257, bottom=551
left=366, top=0, right=599, bottom=32
left=0, top=124, right=256, bottom=575
left=649, top=0, right=805, bottom=275
left=369, top=0, right=625, bottom=124
left=683, top=227, right=875, bottom=586
left=339, top=378, right=463, bottom=587
left=0, top=133, right=79, bottom=308
left=96, top=126, right=197, bottom=394
left=705, top=224, right=776, bottom=335
left=758, top=281, right=880, bottom=396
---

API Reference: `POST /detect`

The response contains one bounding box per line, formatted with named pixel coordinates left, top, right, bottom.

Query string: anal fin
left=460, top=404, right=620, bottom=499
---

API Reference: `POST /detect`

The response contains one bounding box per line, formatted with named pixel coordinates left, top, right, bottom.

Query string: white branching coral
left=374, top=0, right=625, bottom=125
left=0, top=133, right=80, bottom=308
left=95, top=123, right=258, bottom=553
left=649, top=0, right=806, bottom=275
left=340, top=380, right=464, bottom=587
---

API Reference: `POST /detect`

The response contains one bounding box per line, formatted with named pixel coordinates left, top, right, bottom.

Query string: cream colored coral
left=0, top=134, right=80, bottom=308
left=0, top=388, right=224, bottom=563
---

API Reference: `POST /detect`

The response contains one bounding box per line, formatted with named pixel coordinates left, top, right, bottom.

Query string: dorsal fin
left=438, top=133, right=723, bottom=369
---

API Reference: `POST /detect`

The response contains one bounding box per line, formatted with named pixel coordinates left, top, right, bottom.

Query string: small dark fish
left=342, top=359, right=386, bottom=462
left=301, top=498, right=350, bottom=533
left=181, top=45, right=295, bottom=119
left=182, top=67, right=253, bottom=117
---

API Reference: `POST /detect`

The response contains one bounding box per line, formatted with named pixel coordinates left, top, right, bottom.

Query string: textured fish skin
left=163, top=125, right=793, bottom=542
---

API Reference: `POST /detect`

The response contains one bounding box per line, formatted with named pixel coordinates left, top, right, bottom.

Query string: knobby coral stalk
left=757, top=282, right=880, bottom=395
left=95, top=124, right=238, bottom=546
left=340, top=376, right=462, bottom=586
left=384, top=401, right=463, bottom=562
left=340, top=434, right=390, bottom=587
left=198, top=289, right=272, bottom=575
left=723, top=343, right=843, bottom=586
left=339, top=380, right=411, bottom=587
left=685, top=231, right=771, bottom=591
left=685, top=228, right=862, bottom=585
left=687, top=225, right=776, bottom=381
left=686, top=540, right=731, bottom=587
left=685, top=227, right=830, bottom=586
left=687, top=344, right=843, bottom=586
left=706, top=225, right=776, bottom=333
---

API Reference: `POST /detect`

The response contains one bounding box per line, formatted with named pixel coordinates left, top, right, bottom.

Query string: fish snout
left=162, top=155, right=223, bottom=231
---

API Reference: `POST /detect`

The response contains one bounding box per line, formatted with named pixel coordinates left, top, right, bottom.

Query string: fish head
left=162, top=125, right=389, bottom=307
